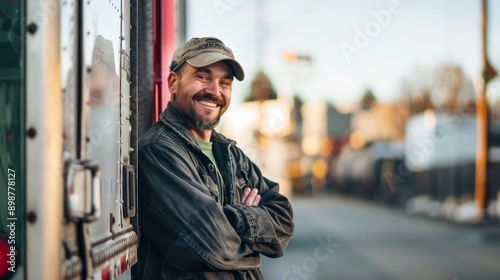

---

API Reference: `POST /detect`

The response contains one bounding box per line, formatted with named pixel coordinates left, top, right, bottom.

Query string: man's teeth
left=199, top=100, right=217, bottom=108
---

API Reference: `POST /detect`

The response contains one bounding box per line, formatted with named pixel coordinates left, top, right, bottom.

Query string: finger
left=244, top=188, right=259, bottom=206
left=241, top=187, right=251, bottom=205
left=252, top=194, right=261, bottom=206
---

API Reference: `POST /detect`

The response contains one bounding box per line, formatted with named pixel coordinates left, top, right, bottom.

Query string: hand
left=241, top=187, right=261, bottom=206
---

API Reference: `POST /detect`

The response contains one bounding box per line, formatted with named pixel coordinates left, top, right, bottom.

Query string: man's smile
left=197, top=100, right=218, bottom=108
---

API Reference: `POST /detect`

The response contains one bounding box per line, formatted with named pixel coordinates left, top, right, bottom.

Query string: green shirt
left=197, top=139, right=217, bottom=165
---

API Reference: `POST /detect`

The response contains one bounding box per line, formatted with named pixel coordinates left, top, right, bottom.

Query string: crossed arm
left=138, top=143, right=294, bottom=271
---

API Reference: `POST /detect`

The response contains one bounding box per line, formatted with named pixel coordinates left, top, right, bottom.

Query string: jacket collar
left=159, top=102, right=236, bottom=147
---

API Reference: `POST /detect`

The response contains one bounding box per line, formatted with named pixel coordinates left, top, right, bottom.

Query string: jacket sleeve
left=138, top=142, right=260, bottom=271
left=222, top=146, right=295, bottom=258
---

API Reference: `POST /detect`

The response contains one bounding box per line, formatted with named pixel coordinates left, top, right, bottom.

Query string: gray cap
left=170, top=37, right=244, bottom=81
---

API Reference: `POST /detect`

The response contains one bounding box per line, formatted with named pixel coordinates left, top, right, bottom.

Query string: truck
left=0, top=0, right=183, bottom=279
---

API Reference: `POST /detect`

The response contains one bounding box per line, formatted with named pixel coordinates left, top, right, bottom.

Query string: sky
left=185, top=0, right=500, bottom=106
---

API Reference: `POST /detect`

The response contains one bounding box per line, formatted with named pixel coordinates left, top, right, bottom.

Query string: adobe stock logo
left=282, top=234, right=341, bottom=280
left=339, top=0, right=405, bottom=63
left=213, top=0, right=245, bottom=20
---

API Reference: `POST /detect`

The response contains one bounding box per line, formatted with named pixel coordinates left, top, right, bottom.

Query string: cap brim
left=187, top=53, right=245, bottom=81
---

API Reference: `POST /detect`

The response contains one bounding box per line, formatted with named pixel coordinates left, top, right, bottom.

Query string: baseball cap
left=170, top=37, right=245, bottom=81
left=91, top=35, right=116, bottom=71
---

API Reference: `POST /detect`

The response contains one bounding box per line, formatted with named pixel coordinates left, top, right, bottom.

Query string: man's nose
left=205, top=79, right=221, bottom=95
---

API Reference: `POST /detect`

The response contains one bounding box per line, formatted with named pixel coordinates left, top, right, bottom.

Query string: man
left=137, top=37, right=294, bottom=279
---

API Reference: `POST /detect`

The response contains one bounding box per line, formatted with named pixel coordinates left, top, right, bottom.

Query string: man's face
left=170, top=61, right=233, bottom=133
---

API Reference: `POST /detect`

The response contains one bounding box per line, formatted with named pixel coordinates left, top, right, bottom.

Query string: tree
left=243, top=71, right=278, bottom=102
left=430, top=64, right=475, bottom=113
left=359, top=88, right=376, bottom=110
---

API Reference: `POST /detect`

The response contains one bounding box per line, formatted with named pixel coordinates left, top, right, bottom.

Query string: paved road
left=260, top=194, right=500, bottom=280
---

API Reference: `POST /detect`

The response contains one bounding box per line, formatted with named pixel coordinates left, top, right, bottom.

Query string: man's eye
left=197, top=75, right=209, bottom=81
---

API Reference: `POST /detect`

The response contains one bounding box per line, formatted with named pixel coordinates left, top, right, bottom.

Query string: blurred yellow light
left=311, top=159, right=328, bottom=179
left=287, top=160, right=303, bottom=179
left=302, top=135, right=321, bottom=156
left=283, top=52, right=298, bottom=61
left=349, top=130, right=365, bottom=149
left=423, top=109, right=436, bottom=130
left=320, top=138, right=334, bottom=156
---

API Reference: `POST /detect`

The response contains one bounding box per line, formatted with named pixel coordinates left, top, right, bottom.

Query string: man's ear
left=167, top=72, right=178, bottom=95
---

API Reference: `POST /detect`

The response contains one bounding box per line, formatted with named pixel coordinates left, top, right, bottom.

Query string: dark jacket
left=137, top=103, right=294, bottom=279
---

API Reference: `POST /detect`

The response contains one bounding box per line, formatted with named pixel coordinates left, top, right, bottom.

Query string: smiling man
left=137, top=37, right=294, bottom=279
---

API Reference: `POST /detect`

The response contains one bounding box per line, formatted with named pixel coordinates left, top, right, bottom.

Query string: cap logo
left=198, top=39, right=232, bottom=55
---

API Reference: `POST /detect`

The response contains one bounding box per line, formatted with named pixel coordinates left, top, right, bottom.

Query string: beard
left=172, top=78, right=228, bottom=132
left=182, top=92, right=225, bottom=131
left=187, top=105, right=222, bottom=131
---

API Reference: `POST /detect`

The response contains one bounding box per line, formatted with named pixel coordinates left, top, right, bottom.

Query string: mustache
left=194, top=92, right=226, bottom=106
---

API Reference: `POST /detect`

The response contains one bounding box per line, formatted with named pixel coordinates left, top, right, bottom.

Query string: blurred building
left=290, top=102, right=352, bottom=193
left=221, top=98, right=297, bottom=199
left=404, top=111, right=500, bottom=221
left=330, top=100, right=406, bottom=200
left=351, top=102, right=405, bottom=143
